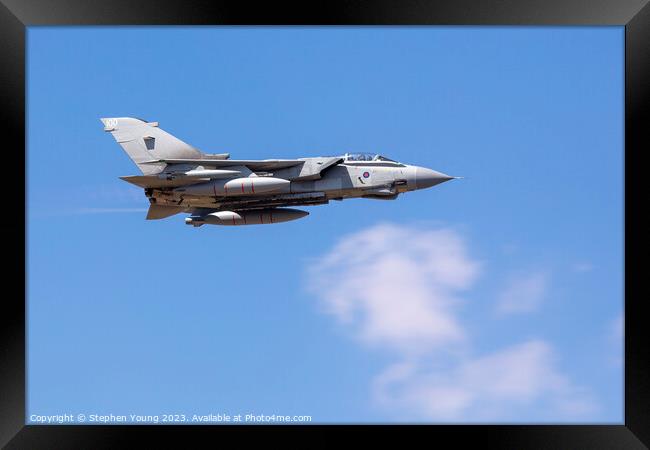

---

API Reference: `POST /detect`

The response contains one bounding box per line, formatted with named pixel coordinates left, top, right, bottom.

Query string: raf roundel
left=363, top=171, right=370, bottom=179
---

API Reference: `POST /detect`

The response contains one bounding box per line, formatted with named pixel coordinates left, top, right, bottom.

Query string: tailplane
left=146, top=204, right=187, bottom=220
left=100, top=117, right=202, bottom=175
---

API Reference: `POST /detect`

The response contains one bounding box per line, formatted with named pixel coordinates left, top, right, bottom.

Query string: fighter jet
left=101, top=117, right=456, bottom=226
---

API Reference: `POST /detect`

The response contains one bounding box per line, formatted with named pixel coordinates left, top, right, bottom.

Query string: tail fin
left=100, top=117, right=202, bottom=175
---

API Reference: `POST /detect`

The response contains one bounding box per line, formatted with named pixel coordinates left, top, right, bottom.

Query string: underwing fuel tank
left=174, top=177, right=290, bottom=197
left=185, top=208, right=308, bottom=226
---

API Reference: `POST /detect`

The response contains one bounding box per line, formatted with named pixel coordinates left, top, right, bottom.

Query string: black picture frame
left=2, top=0, right=647, bottom=447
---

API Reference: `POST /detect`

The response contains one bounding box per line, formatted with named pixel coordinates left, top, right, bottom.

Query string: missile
left=185, top=208, right=308, bottom=226
left=174, top=177, right=290, bottom=197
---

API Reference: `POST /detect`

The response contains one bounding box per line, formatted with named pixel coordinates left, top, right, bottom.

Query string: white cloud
left=496, top=272, right=548, bottom=315
left=307, top=223, right=598, bottom=422
left=373, top=340, right=598, bottom=421
left=307, top=224, right=480, bottom=355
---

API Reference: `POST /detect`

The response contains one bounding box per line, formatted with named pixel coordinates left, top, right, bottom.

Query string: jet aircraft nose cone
left=415, top=167, right=454, bottom=190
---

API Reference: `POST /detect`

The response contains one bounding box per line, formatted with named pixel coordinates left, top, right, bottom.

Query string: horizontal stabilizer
left=146, top=204, right=186, bottom=220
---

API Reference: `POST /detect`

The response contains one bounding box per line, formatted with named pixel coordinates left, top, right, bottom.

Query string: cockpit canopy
left=342, top=152, right=397, bottom=162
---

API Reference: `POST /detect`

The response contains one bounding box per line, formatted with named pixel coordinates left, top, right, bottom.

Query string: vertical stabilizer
left=100, top=117, right=202, bottom=175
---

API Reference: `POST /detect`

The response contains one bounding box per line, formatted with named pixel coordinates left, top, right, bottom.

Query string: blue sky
left=27, top=27, right=623, bottom=423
